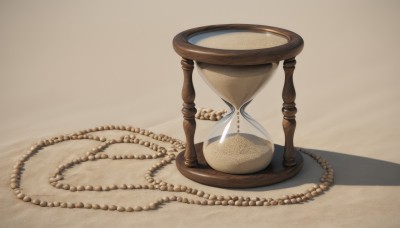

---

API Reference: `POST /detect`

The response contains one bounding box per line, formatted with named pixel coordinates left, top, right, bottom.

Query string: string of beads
left=10, top=125, right=334, bottom=212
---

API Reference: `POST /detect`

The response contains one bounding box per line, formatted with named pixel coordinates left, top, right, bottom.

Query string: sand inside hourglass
left=204, top=133, right=274, bottom=174
left=197, top=63, right=276, bottom=111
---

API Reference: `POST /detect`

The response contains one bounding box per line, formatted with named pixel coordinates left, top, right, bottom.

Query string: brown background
left=1, top=0, right=399, bottom=227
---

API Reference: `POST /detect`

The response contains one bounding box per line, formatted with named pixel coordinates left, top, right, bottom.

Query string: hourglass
left=173, top=24, right=304, bottom=188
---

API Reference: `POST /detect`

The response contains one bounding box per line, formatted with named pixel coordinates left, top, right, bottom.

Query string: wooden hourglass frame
left=173, top=24, right=304, bottom=188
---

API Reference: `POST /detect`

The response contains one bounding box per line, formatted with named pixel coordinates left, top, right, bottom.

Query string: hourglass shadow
left=237, top=146, right=400, bottom=192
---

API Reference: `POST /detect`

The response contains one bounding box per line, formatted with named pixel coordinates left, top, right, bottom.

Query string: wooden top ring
left=173, top=24, right=304, bottom=65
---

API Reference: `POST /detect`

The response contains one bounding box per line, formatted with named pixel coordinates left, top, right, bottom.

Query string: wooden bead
left=149, top=203, right=157, bottom=209
left=197, top=191, right=204, bottom=197
left=32, top=199, right=40, bottom=205
left=23, top=196, right=31, bottom=202
left=134, top=184, right=142, bottom=189
left=160, top=186, right=167, bottom=191
left=40, top=201, right=47, bottom=207
left=311, top=191, right=317, bottom=196
left=85, top=185, right=93, bottom=191
left=77, top=185, right=85, bottom=191
left=17, top=193, right=25, bottom=199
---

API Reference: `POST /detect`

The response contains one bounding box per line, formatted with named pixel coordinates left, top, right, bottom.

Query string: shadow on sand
left=238, top=145, right=400, bottom=191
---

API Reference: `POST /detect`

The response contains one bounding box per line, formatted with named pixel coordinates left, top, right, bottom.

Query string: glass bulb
left=197, top=62, right=278, bottom=174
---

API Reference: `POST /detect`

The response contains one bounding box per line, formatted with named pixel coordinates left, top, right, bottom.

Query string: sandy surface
left=1, top=0, right=400, bottom=227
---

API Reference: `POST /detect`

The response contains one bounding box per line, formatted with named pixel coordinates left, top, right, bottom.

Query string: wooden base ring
left=176, top=142, right=303, bottom=188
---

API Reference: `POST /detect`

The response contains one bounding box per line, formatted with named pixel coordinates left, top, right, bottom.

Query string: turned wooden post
left=181, top=58, right=198, bottom=167
left=282, top=58, right=298, bottom=167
